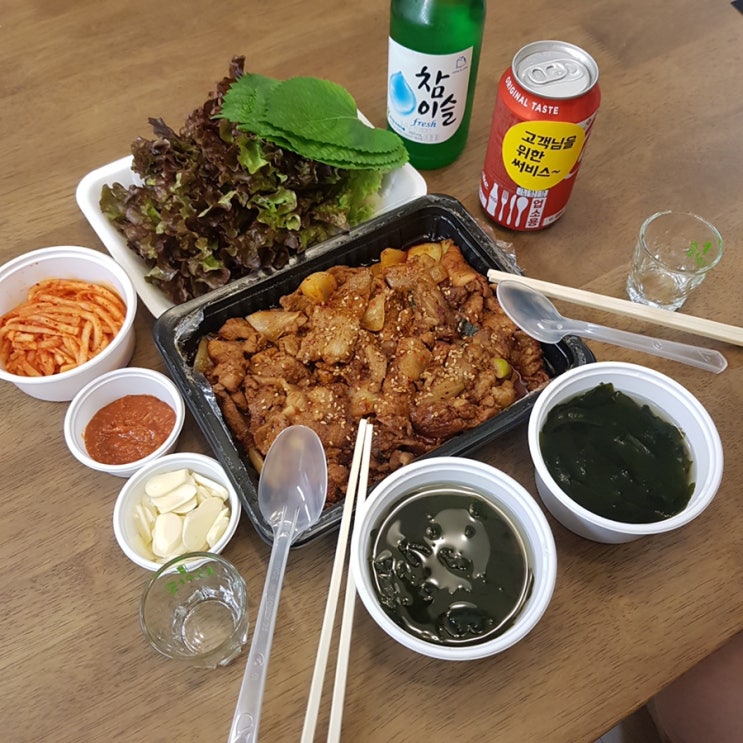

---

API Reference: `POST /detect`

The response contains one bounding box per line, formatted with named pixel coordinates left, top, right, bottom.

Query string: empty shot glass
left=140, top=552, right=249, bottom=668
left=627, top=211, right=723, bottom=311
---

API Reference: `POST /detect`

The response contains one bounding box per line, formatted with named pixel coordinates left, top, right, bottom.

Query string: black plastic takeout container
left=153, top=194, right=595, bottom=547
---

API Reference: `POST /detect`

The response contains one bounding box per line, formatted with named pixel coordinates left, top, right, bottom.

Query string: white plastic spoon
left=496, top=280, right=727, bottom=373
left=227, top=425, right=327, bottom=743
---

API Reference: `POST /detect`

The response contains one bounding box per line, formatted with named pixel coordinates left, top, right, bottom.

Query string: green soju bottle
left=387, top=0, right=486, bottom=170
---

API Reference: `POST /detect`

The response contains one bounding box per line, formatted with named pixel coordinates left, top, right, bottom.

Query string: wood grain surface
left=1, top=1, right=741, bottom=742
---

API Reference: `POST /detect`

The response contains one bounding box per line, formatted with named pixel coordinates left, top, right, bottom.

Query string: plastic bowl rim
left=351, top=456, right=557, bottom=661
left=0, top=245, right=137, bottom=385
left=63, top=366, right=186, bottom=476
left=113, top=452, right=241, bottom=571
left=527, top=361, right=724, bottom=536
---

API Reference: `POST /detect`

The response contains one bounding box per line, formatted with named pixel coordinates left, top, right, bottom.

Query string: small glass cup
left=626, top=211, right=723, bottom=311
left=140, top=552, right=249, bottom=669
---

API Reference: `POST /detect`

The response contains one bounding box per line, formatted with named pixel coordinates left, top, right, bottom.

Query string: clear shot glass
left=627, top=211, right=723, bottom=311
left=140, top=552, right=249, bottom=669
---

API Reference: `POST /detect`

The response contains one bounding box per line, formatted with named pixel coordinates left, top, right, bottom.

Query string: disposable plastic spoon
left=496, top=280, right=728, bottom=374
left=228, top=425, right=327, bottom=743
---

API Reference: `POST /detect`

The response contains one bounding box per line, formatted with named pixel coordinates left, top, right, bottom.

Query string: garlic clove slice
left=144, top=468, right=191, bottom=498
left=149, top=481, right=198, bottom=513
left=182, top=497, right=224, bottom=552
left=151, top=512, right=184, bottom=557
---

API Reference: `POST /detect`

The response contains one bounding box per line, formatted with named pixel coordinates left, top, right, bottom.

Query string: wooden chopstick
left=487, top=269, right=743, bottom=346
left=326, top=421, right=374, bottom=743
left=301, top=419, right=372, bottom=743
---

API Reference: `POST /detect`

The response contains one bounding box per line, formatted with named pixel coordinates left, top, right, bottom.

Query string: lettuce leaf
left=100, top=57, right=396, bottom=304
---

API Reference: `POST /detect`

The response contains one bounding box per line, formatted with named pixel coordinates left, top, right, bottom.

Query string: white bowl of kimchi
left=0, top=246, right=137, bottom=401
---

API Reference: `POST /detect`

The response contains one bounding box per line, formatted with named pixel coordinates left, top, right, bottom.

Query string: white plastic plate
left=76, top=152, right=427, bottom=317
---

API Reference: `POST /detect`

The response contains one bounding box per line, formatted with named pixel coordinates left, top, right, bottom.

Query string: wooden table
left=2, top=1, right=741, bottom=741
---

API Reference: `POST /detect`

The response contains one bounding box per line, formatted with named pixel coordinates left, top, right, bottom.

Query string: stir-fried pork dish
left=201, top=239, right=549, bottom=504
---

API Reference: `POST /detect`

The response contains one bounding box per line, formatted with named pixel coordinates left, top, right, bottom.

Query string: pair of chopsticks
left=301, top=419, right=374, bottom=743
left=486, top=269, right=743, bottom=346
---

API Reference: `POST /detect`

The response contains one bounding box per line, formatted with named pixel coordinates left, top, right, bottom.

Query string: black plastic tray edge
left=153, top=194, right=595, bottom=547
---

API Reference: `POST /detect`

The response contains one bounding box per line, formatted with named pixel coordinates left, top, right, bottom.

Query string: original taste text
left=505, top=75, right=560, bottom=115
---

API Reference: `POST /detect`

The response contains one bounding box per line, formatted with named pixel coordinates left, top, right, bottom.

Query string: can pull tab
left=523, top=58, right=584, bottom=87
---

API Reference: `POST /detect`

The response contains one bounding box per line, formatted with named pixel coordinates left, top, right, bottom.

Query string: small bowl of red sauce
left=64, top=367, right=186, bottom=477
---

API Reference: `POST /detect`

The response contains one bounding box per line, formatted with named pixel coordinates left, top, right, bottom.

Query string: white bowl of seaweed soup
left=351, top=457, right=557, bottom=661
left=370, top=482, right=532, bottom=646
left=527, top=362, right=724, bottom=544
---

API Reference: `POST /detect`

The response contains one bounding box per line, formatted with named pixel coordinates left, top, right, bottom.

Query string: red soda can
left=479, top=40, right=600, bottom=231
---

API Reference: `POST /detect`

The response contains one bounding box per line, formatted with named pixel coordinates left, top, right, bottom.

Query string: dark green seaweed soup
left=369, top=485, right=532, bottom=647
left=539, top=383, right=694, bottom=523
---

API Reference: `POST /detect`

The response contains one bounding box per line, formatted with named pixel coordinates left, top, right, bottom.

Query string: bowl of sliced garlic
left=113, top=452, right=241, bottom=570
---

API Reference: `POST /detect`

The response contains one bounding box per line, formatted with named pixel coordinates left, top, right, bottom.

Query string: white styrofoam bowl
left=528, top=362, right=724, bottom=543
left=0, top=246, right=137, bottom=401
left=64, top=367, right=185, bottom=478
left=113, top=452, right=241, bottom=571
left=350, top=457, right=557, bottom=661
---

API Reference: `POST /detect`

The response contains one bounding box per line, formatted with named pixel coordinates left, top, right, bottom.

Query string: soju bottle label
left=387, top=38, right=473, bottom=145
